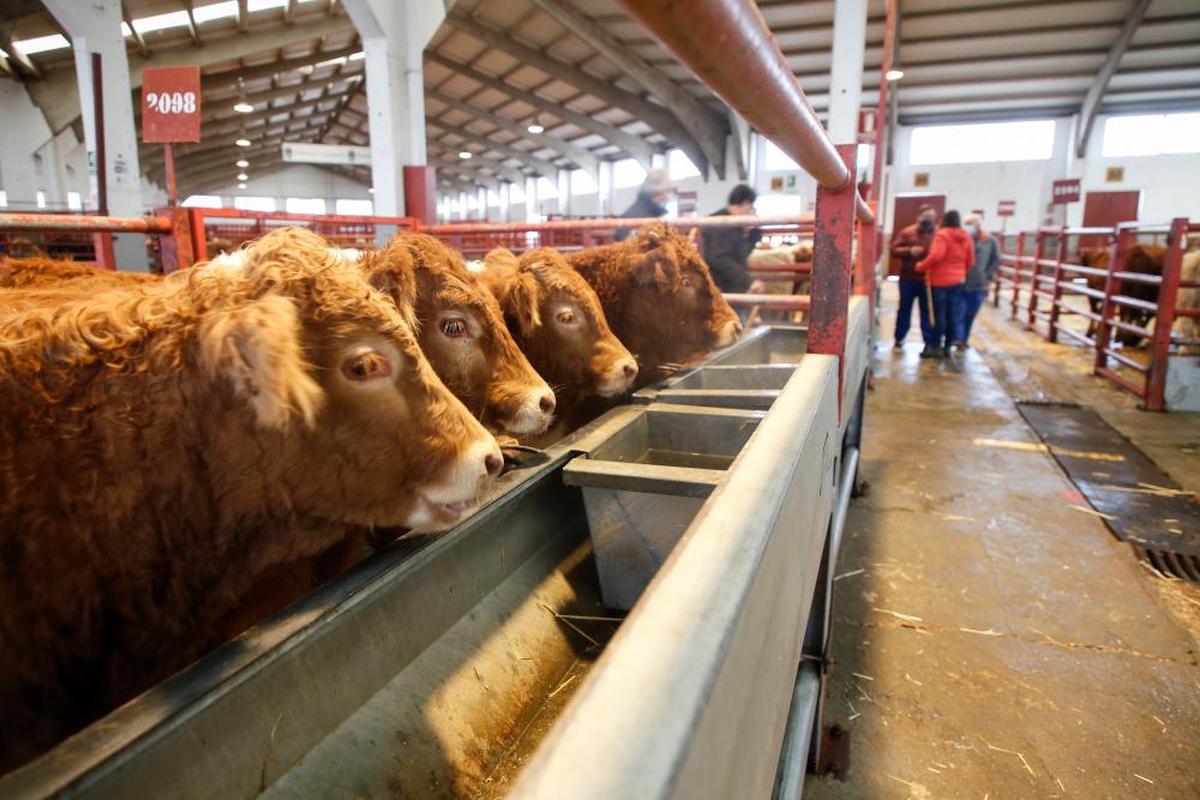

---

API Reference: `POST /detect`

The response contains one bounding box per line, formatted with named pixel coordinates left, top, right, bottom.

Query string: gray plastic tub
left=562, top=404, right=764, bottom=609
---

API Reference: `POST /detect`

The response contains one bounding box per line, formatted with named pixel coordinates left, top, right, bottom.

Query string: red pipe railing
left=992, top=218, right=1197, bottom=411
left=617, top=0, right=873, bottom=225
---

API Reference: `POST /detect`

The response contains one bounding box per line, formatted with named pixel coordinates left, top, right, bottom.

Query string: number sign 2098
left=145, top=91, right=196, bottom=114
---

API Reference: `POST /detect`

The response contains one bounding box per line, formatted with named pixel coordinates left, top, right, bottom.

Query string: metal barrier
left=191, top=208, right=420, bottom=261
left=993, top=218, right=1198, bottom=410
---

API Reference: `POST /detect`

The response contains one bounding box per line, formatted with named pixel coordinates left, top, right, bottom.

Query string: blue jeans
left=894, top=280, right=933, bottom=346
left=929, top=284, right=963, bottom=349
left=957, top=288, right=988, bottom=344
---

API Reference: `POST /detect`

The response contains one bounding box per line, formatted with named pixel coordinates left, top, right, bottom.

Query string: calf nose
left=538, top=391, right=556, bottom=415
left=484, top=449, right=504, bottom=478
left=734, top=319, right=744, bottom=335
left=622, top=361, right=638, bottom=380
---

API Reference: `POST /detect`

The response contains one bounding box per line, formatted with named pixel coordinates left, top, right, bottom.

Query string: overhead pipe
left=0, top=213, right=173, bottom=234
left=618, top=0, right=874, bottom=224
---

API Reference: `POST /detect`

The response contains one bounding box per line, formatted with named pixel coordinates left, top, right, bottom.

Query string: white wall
left=202, top=164, right=371, bottom=211
left=883, top=113, right=1200, bottom=234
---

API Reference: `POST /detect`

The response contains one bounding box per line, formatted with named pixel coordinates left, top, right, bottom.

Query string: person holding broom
left=889, top=204, right=938, bottom=352
left=916, top=209, right=974, bottom=358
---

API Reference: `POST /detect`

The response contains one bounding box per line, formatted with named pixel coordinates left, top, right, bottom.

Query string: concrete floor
left=804, top=283, right=1200, bottom=799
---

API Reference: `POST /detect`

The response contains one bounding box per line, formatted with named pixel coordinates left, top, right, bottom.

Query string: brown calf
left=478, top=246, right=637, bottom=433
left=0, top=227, right=501, bottom=770
left=568, top=222, right=741, bottom=387
left=0, top=255, right=158, bottom=289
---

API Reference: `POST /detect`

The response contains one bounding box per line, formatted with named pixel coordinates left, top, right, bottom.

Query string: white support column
left=827, top=0, right=868, bottom=144
left=526, top=176, right=538, bottom=222
left=598, top=160, right=613, bottom=215
left=343, top=0, right=444, bottom=225
left=45, top=0, right=147, bottom=269
left=557, top=169, right=570, bottom=217
left=499, top=182, right=511, bottom=222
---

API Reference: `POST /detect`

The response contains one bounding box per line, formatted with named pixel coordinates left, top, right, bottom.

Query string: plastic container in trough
left=562, top=404, right=763, bottom=609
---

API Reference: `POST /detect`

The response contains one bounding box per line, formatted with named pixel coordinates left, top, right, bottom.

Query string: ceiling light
left=235, top=138, right=251, bottom=147
left=237, top=182, right=247, bottom=189
left=236, top=159, right=249, bottom=168
left=886, top=68, right=904, bottom=81
left=527, top=123, right=544, bottom=134
left=458, top=151, right=472, bottom=159
left=234, top=102, right=254, bottom=113
left=237, top=172, right=249, bottom=181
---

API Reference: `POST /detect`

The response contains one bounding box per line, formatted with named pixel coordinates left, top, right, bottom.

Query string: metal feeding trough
left=0, top=354, right=846, bottom=800
left=562, top=404, right=764, bottom=609
left=636, top=364, right=795, bottom=410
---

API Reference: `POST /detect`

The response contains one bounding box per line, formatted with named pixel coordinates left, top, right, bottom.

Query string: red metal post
left=402, top=165, right=438, bottom=225
left=1144, top=217, right=1188, bottom=411
left=90, top=51, right=116, bottom=271
left=809, top=144, right=858, bottom=418
left=188, top=208, right=208, bottom=262
left=163, top=144, right=179, bottom=206
left=1047, top=231, right=1067, bottom=343
left=1027, top=230, right=1047, bottom=329
left=1094, top=226, right=1130, bottom=374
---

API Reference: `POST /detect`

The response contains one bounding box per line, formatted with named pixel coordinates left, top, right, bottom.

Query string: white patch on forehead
left=332, top=248, right=361, bottom=265
left=208, top=250, right=248, bottom=271
left=465, top=259, right=486, bottom=274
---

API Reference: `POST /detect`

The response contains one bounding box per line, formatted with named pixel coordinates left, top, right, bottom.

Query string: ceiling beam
left=123, top=6, right=150, bottom=56
left=316, top=81, right=363, bottom=142
left=202, top=70, right=362, bottom=122
left=435, top=163, right=501, bottom=191
left=445, top=11, right=695, bottom=168
left=182, top=0, right=203, bottom=47
left=188, top=156, right=285, bottom=195
left=427, top=88, right=598, bottom=175
left=529, top=0, right=726, bottom=178
left=425, top=51, right=655, bottom=167
left=0, top=26, right=40, bottom=80
left=1075, top=0, right=1152, bottom=157
left=238, top=0, right=249, bottom=33
left=28, top=15, right=354, bottom=132
left=428, top=121, right=559, bottom=177
left=201, top=44, right=360, bottom=95
left=430, top=148, right=528, bottom=185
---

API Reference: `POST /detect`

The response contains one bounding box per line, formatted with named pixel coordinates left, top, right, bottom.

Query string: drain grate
left=1016, top=401, right=1200, bottom=582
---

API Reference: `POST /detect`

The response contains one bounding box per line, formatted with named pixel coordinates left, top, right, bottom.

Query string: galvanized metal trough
left=0, top=324, right=859, bottom=800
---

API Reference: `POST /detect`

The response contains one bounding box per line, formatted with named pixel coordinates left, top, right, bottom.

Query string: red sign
left=1052, top=178, right=1081, bottom=205
left=141, top=66, right=201, bottom=143
left=997, top=200, right=1016, bottom=217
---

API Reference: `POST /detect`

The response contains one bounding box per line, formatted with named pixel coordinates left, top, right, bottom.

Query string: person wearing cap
left=702, top=184, right=763, bottom=293
left=614, top=168, right=673, bottom=242
left=889, top=203, right=938, bottom=352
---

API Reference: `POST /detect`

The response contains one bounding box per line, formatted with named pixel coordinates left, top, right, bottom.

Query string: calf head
left=619, top=223, right=742, bottom=378
left=195, top=227, right=503, bottom=531
left=362, top=234, right=555, bottom=437
left=488, top=247, right=637, bottom=400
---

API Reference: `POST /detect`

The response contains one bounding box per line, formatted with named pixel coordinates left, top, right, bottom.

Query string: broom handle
left=925, top=274, right=935, bottom=326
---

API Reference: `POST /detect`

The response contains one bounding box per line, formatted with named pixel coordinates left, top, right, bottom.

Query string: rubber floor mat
left=1016, top=402, right=1200, bottom=581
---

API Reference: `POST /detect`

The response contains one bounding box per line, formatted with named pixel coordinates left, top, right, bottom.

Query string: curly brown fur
left=0, top=227, right=493, bottom=769
left=567, top=222, right=740, bottom=387
left=0, top=256, right=159, bottom=290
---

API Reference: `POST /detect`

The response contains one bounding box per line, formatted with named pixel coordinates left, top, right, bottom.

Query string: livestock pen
left=0, top=0, right=885, bottom=796
left=993, top=218, right=1199, bottom=410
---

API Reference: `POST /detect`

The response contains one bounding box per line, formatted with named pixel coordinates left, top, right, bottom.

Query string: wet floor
left=804, top=282, right=1200, bottom=799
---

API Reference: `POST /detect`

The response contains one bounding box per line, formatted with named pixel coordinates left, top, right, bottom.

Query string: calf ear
left=632, top=252, right=665, bottom=286
left=361, top=251, right=419, bottom=331
left=200, top=294, right=324, bottom=430
left=506, top=270, right=541, bottom=335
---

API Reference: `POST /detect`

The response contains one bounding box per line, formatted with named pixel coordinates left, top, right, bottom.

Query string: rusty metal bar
left=1144, top=217, right=1189, bottom=411
left=0, top=213, right=173, bottom=233
left=618, top=0, right=873, bottom=223
left=723, top=293, right=811, bottom=311
left=426, top=214, right=813, bottom=236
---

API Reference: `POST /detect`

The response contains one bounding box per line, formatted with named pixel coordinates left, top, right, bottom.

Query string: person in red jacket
left=916, top=209, right=974, bottom=358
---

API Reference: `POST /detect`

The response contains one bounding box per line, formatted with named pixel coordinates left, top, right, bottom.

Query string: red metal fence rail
left=993, top=218, right=1198, bottom=410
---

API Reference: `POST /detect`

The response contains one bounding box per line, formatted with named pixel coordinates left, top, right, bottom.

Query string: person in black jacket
left=613, top=169, right=673, bottom=242
left=702, top=184, right=762, bottom=293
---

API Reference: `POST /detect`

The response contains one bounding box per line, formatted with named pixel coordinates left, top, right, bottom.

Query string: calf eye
left=440, top=318, right=469, bottom=338
left=555, top=310, right=577, bottom=324
left=342, top=350, right=392, bottom=381
left=680, top=276, right=695, bottom=288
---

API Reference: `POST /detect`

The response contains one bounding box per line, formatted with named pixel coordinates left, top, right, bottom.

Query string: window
left=35, top=191, right=45, bottom=209
left=1102, top=112, right=1200, bottom=157
left=755, top=194, right=802, bottom=217
left=536, top=176, right=558, bottom=199
left=234, top=195, right=277, bottom=212
left=0, top=190, right=7, bottom=208
left=570, top=169, right=598, bottom=195
left=12, top=34, right=69, bottom=55
left=335, top=198, right=373, bottom=215
left=508, top=182, right=525, bottom=203
left=613, top=158, right=647, bottom=189
left=192, top=2, right=239, bottom=24
left=67, top=191, right=82, bottom=211
left=668, top=149, right=701, bottom=181
left=909, top=120, right=1055, bottom=165
left=487, top=189, right=500, bottom=207
left=762, top=139, right=799, bottom=172
left=182, top=194, right=223, bottom=208
left=285, top=197, right=326, bottom=215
